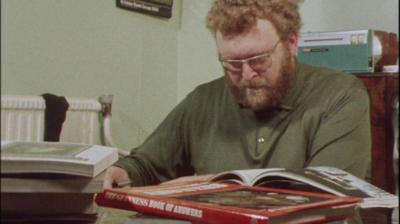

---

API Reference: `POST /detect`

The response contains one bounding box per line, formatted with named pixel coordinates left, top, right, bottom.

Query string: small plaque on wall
left=116, top=0, right=173, bottom=18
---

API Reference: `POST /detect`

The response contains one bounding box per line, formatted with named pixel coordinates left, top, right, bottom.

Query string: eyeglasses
left=219, top=40, right=281, bottom=74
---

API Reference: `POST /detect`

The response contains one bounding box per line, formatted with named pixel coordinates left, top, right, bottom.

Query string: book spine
left=95, top=191, right=268, bottom=224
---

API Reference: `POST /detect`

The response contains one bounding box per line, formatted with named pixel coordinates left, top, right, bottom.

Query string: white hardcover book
left=1, top=141, right=118, bottom=177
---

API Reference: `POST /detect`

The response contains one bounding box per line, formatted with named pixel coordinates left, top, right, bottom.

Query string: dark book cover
left=116, top=0, right=173, bottom=18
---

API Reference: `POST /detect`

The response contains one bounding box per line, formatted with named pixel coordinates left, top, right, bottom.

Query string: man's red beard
left=226, top=46, right=295, bottom=111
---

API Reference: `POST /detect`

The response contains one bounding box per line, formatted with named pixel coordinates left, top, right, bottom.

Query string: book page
left=306, top=167, right=396, bottom=198
left=253, top=171, right=345, bottom=195
left=251, top=166, right=398, bottom=208
left=160, top=175, right=214, bottom=186
left=210, top=168, right=285, bottom=185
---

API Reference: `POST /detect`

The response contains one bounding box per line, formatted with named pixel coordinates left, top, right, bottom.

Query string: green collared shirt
left=115, top=63, right=371, bottom=186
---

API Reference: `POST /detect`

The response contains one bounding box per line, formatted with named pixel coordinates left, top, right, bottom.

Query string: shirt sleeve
left=113, top=95, right=193, bottom=186
left=306, top=82, right=371, bottom=179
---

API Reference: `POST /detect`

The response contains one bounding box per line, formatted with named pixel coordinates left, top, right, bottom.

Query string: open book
left=96, top=181, right=361, bottom=224
left=1, top=140, right=118, bottom=177
left=192, top=166, right=398, bottom=209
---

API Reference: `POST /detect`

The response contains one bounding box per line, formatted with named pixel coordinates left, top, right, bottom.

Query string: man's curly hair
left=206, top=0, right=302, bottom=41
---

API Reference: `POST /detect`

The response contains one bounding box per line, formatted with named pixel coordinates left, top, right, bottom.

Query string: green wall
left=2, top=0, right=181, bottom=150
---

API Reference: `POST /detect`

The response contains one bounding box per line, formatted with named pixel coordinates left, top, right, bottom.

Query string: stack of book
left=1, top=141, right=119, bottom=223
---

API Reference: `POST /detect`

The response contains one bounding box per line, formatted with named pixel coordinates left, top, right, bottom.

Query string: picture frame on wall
left=116, top=0, right=173, bottom=18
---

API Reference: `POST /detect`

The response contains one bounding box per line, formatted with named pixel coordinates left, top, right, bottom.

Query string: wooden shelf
left=354, top=73, right=398, bottom=194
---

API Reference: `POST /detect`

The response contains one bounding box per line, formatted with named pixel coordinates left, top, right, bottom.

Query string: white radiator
left=1, top=95, right=106, bottom=145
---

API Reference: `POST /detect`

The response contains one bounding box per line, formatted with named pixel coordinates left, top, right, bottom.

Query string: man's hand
left=103, top=166, right=130, bottom=189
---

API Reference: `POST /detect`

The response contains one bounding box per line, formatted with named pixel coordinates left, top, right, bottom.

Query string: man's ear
left=287, top=32, right=299, bottom=56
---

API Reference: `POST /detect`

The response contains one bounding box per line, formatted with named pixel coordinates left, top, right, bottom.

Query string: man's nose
left=241, top=62, right=258, bottom=80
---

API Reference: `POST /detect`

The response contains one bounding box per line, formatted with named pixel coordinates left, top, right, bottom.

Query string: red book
left=95, top=181, right=361, bottom=224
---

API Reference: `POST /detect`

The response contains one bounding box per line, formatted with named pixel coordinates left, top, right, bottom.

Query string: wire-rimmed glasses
left=219, top=40, right=281, bottom=74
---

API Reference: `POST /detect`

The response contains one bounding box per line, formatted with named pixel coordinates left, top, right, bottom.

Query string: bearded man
left=104, top=0, right=371, bottom=188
